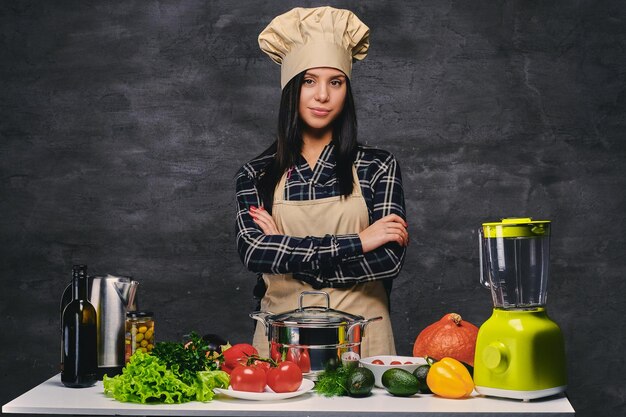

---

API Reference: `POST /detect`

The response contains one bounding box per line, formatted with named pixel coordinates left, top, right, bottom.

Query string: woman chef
left=235, top=6, right=408, bottom=358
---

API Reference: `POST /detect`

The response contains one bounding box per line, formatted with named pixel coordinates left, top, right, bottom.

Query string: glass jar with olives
left=125, top=311, right=154, bottom=363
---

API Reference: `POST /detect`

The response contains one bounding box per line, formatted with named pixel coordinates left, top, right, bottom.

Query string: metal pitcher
left=61, top=274, right=138, bottom=378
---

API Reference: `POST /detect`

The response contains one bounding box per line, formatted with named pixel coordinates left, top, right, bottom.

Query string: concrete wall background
left=1, top=1, right=624, bottom=416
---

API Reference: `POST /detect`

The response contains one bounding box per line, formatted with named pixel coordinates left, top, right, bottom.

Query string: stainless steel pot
left=250, top=291, right=381, bottom=378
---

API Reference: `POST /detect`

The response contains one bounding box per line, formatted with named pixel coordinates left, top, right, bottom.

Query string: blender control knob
left=482, top=342, right=509, bottom=373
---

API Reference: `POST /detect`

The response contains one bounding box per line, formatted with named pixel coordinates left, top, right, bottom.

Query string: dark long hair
left=256, top=70, right=359, bottom=212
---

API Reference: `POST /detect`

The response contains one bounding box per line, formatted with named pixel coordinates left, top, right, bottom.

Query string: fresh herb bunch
left=152, top=331, right=221, bottom=385
left=314, top=364, right=353, bottom=397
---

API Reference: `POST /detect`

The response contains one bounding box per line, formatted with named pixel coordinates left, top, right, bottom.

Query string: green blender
left=474, top=218, right=568, bottom=401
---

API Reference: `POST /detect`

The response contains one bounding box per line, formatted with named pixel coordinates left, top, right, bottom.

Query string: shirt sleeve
left=294, top=153, right=407, bottom=288
left=235, top=167, right=365, bottom=275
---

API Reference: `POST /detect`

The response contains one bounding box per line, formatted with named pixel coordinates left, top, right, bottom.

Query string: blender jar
left=480, top=218, right=550, bottom=309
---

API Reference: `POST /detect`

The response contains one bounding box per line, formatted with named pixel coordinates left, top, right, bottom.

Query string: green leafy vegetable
left=314, top=364, right=353, bottom=397
left=151, top=331, right=221, bottom=385
left=103, top=348, right=228, bottom=403
left=195, top=370, right=230, bottom=402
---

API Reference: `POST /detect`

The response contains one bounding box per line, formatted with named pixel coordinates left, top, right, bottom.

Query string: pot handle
left=249, top=311, right=273, bottom=336
left=362, top=316, right=382, bottom=330
left=298, top=290, right=330, bottom=311
left=349, top=316, right=383, bottom=340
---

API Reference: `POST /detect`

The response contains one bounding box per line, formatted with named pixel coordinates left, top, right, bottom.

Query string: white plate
left=214, top=378, right=315, bottom=401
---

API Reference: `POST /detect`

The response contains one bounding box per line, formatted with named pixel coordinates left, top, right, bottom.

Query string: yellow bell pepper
left=426, top=357, right=474, bottom=398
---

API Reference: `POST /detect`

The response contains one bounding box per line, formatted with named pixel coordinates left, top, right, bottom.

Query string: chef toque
left=258, top=6, right=370, bottom=89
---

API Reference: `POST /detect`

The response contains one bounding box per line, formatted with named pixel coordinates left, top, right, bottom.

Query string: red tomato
left=372, top=359, right=385, bottom=365
left=221, top=343, right=258, bottom=374
left=229, top=365, right=267, bottom=392
left=253, top=359, right=271, bottom=375
left=404, top=361, right=413, bottom=364
left=390, top=360, right=402, bottom=365
left=266, top=361, right=303, bottom=393
left=286, top=348, right=311, bottom=373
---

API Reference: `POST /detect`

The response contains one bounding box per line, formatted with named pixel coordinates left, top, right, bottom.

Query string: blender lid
left=482, top=217, right=550, bottom=238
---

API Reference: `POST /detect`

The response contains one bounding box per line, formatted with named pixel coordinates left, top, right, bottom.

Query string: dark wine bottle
left=61, top=265, right=97, bottom=387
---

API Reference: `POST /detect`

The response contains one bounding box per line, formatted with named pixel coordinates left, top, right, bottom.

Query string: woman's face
left=298, top=67, right=347, bottom=133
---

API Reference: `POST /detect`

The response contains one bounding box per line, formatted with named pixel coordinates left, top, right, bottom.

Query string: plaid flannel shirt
left=235, top=143, right=406, bottom=288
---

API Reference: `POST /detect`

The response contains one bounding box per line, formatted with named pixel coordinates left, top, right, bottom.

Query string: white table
left=3, top=374, right=575, bottom=416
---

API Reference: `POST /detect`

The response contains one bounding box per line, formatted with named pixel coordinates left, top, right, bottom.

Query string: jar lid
left=126, top=310, right=153, bottom=318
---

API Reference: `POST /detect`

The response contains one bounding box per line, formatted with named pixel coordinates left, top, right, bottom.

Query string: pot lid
left=267, top=305, right=364, bottom=325
left=266, top=291, right=364, bottom=325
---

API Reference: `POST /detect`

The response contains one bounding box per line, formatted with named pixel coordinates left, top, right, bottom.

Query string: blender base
left=473, top=308, right=568, bottom=398
left=475, top=385, right=567, bottom=401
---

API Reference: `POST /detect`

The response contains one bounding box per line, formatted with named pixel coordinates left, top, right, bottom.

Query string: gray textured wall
left=1, top=1, right=624, bottom=416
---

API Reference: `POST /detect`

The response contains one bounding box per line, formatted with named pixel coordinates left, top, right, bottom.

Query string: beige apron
left=252, top=166, right=396, bottom=358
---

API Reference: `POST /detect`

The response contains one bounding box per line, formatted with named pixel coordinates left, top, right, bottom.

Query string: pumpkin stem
left=449, top=313, right=462, bottom=325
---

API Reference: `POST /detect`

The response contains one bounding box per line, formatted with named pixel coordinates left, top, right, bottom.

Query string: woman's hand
left=358, top=214, right=409, bottom=253
left=249, top=206, right=280, bottom=235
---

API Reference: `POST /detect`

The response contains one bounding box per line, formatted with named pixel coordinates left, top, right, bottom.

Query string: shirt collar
left=294, top=143, right=336, bottom=184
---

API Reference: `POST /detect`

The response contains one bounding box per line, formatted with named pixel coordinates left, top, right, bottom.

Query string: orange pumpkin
left=412, top=313, right=478, bottom=366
